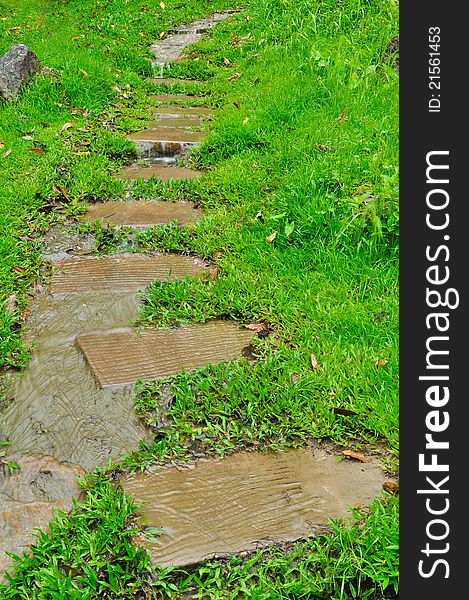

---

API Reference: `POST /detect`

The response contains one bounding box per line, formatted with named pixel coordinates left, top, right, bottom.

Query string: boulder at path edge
left=0, top=44, right=41, bottom=101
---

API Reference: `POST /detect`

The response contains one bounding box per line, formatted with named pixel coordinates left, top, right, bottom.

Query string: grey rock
left=0, top=44, right=41, bottom=101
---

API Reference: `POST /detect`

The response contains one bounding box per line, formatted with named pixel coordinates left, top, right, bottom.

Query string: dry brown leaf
left=53, top=185, right=70, bottom=200
left=159, top=1, right=166, bottom=8
left=12, top=265, right=26, bottom=274
left=233, top=101, right=241, bottom=109
left=258, top=38, right=265, bottom=45
left=266, top=231, right=277, bottom=243
left=227, top=72, right=242, bottom=81
left=333, top=408, right=358, bottom=417
left=61, top=122, right=73, bottom=133
left=318, top=144, right=331, bottom=151
left=310, top=352, right=319, bottom=370
left=223, top=57, right=231, bottom=65
left=21, top=135, right=34, bottom=141
left=0, top=142, right=4, bottom=149
left=2, top=148, right=12, bottom=158
left=342, top=449, right=370, bottom=463
left=338, top=107, right=349, bottom=124
left=244, top=323, right=269, bottom=333
left=243, top=116, right=249, bottom=125
left=212, top=251, right=223, bottom=260
left=28, top=148, right=45, bottom=154
left=80, top=69, right=89, bottom=78
left=376, top=358, right=388, bottom=367
left=383, top=481, right=399, bottom=495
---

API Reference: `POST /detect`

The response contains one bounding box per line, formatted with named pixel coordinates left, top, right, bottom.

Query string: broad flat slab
left=76, top=321, right=255, bottom=387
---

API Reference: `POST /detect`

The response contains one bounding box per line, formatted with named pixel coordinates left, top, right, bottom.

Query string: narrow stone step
left=0, top=455, right=84, bottom=577
left=155, top=117, right=203, bottom=128
left=51, top=253, right=209, bottom=295
left=117, top=164, right=203, bottom=181
left=150, top=94, right=208, bottom=105
left=80, top=201, right=203, bottom=227
left=147, top=78, right=202, bottom=86
left=154, top=106, right=215, bottom=119
left=120, top=447, right=389, bottom=568
left=76, top=321, right=255, bottom=387
left=127, top=126, right=204, bottom=158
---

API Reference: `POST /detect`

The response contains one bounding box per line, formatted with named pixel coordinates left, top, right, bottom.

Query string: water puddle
left=121, top=446, right=389, bottom=568
left=79, top=200, right=203, bottom=227
left=76, top=321, right=255, bottom=387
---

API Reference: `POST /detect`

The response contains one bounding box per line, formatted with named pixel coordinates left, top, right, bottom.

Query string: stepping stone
left=127, top=125, right=204, bottom=158
left=155, top=117, right=203, bottom=128
left=154, top=106, right=215, bottom=119
left=80, top=201, right=203, bottom=227
left=120, top=447, right=389, bottom=568
left=150, top=94, right=208, bottom=105
left=50, top=253, right=208, bottom=295
left=0, top=455, right=84, bottom=577
left=117, top=164, right=203, bottom=182
left=76, top=321, right=255, bottom=387
left=147, top=78, right=202, bottom=86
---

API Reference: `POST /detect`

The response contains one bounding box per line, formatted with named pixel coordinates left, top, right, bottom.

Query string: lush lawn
left=0, top=0, right=399, bottom=597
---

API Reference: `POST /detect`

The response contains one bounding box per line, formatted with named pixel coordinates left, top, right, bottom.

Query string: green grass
left=1, top=0, right=398, bottom=597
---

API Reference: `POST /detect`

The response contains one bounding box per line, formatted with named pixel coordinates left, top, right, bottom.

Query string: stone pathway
left=0, top=9, right=393, bottom=578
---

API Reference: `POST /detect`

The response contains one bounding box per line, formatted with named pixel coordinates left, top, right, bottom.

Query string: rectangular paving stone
left=51, top=253, right=208, bottom=295
left=79, top=201, right=203, bottom=227
left=117, top=164, right=203, bottom=181
left=76, top=321, right=254, bottom=387
left=127, top=126, right=204, bottom=158
left=120, top=447, right=388, bottom=568
left=154, top=106, right=215, bottom=119
left=147, top=78, right=202, bottom=86
left=150, top=94, right=207, bottom=104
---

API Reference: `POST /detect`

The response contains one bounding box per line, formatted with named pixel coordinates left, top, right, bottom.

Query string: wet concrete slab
left=147, top=78, right=202, bottom=86
left=79, top=201, right=203, bottom=227
left=127, top=126, right=204, bottom=158
left=121, top=447, right=388, bottom=568
left=76, top=321, right=255, bottom=387
left=150, top=94, right=205, bottom=104
left=50, top=253, right=208, bottom=295
left=154, top=106, right=215, bottom=119
left=0, top=455, right=84, bottom=576
left=117, top=164, right=203, bottom=181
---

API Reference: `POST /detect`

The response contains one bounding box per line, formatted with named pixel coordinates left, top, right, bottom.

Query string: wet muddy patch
left=0, top=455, right=84, bottom=576
left=121, top=446, right=390, bottom=568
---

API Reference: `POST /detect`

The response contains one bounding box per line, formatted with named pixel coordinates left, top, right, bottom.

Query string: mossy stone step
left=51, top=253, right=209, bottom=295
left=116, top=164, right=203, bottom=182
left=80, top=200, right=203, bottom=227
left=120, top=447, right=389, bottom=568
left=76, top=321, right=255, bottom=387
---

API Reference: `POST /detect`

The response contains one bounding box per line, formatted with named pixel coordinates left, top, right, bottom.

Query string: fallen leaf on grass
left=79, top=69, right=89, bottom=78
left=52, top=185, right=70, bottom=200
left=333, top=408, right=358, bottom=417
left=2, top=148, right=12, bottom=158
left=223, top=57, right=231, bottom=65
left=11, top=266, right=27, bottom=274
left=28, top=148, right=45, bottom=154
left=212, top=251, right=223, bottom=260
left=318, top=144, right=331, bottom=151
left=21, top=135, right=34, bottom=141
left=159, top=1, right=166, bottom=8
left=310, top=352, right=319, bottom=370
left=228, top=72, right=242, bottom=81
left=338, top=107, right=349, bottom=124
left=266, top=231, right=277, bottom=243
left=376, top=358, right=388, bottom=367
left=233, top=101, right=241, bottom=109
left=243, top=116, right=249, bottom=125
left=60, top=122, right=73, bottom=133
left=383, top=481, right=399, bottom=495
left=244, top=322, right=270, bottom=333
left=342, top=449, right=370, bottom=463
left=0, top=142, right=4, bottom=149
